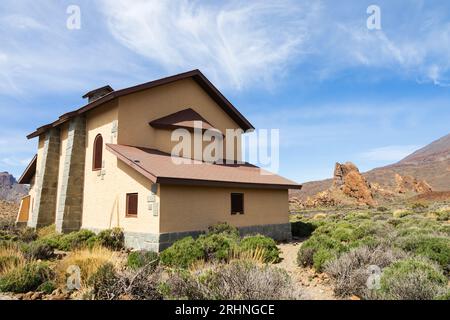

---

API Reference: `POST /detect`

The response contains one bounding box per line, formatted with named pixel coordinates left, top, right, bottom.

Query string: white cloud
left=99, top=0, right=321, bottom=90
left=1, top=14, right=46, bottom=30
left=359, top=145, right=420, bottom=162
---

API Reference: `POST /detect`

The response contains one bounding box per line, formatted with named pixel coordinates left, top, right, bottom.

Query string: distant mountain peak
left=0, top=172, right=27, bottom=203
left=398, top=133, right=450, bottom=165
left=291, top=132, right=450, bottom=202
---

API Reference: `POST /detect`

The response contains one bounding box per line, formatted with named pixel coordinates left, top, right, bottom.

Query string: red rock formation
left=394, top=173, right=432, bottom=194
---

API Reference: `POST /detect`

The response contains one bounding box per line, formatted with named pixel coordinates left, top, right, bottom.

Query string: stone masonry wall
left=28, top=128, right=61, bottom=228
left=56, top=116, right=86, bottom=233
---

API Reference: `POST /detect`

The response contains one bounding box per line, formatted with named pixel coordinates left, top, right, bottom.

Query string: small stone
left=31, top=292, right=43, bottom=300
left=350, top=295, right=361, bottom=300
left=23, top=292, right=34, bottom=300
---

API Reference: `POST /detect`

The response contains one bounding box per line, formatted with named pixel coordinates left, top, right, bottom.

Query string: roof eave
left=18, top=154, right=37, bottom=184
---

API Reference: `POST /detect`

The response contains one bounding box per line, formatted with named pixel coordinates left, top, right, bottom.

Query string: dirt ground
left=277, top=241, right=337, bottom=300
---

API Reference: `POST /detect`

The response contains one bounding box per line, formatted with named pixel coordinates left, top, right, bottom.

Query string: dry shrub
left=167, top=260, right=302, bottom=300
left=228, top=247, right=269, bottom=264
left=0, top=242, right=26, bottom=275
left=325, top=245, right=407, bottom=298
left=86, top=262, right=163, bottom=300
left=55, top=246, right=124, bottom=288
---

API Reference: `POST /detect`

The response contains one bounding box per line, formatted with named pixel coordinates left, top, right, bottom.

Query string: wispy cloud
left=358, top=145, right=421, bottom=162
left=99, top=0, right=321, bottom=90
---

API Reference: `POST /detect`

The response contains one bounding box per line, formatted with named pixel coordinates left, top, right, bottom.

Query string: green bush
left=297, top=234, right=346, bottom=270
left=0, top=227, right=37, bottom=243
left=239, top=235, right=281, bottom=263
left=0, top=261, right=54, bottom=293
left=379, top=258, right=447, bottom=300
left=207, top=222, right=240, bottom=238
left=95, top=228, right=125, bottom=250
left=436, top=211, right=449, bottom=222
left=411, top=202, right=428, bottom=213
left=160, top=237, right=204, bottom=268
left=56, top=230, right=97, bottom=251
left=291, top=221, right=316, bottom=238
left=22, top=241, right=55, bottom=261
left=313, top=248, right=336, bottom=271
left=37, top=280, right=56, bottom=294
left=127, top=250, right=159, bottom=270
left=197, top=233, right=237, bottom=262
left=397, top=236, right=450, bottom=273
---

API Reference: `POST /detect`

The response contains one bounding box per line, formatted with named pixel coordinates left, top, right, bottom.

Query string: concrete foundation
left=89, top=222, right=291, bottom=252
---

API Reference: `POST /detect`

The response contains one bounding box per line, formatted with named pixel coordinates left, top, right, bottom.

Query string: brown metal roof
left=149, top=108, right=216, bottom=132
left=82, top=85, right=114, bottom=99
left=106, top=144, right=302, bottom=190
left=27, top=69, right=254, bottom=139
left=18, top=154, right=37, bottom=184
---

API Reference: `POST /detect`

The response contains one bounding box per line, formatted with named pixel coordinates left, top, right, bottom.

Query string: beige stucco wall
left=117, top=78, right=243, bottom=161
left=159, top=185, right=289, bottom=233
left=81, top=101, right=160, bottom=234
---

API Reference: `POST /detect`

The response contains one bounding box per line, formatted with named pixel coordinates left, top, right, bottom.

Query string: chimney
left=82, top=85, right=114, bottom=103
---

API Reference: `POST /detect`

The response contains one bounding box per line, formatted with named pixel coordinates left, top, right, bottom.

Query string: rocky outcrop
left=333, top=162, right=376, bottom=206
left=394, top=174, right=432, bottom=194
left=0, top=172, right=28, bottom=203
left=292, top=162, right=376, bottom=209
left=290, top=161, right=436, bottom=210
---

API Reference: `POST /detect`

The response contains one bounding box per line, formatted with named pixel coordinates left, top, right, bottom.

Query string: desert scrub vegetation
left=0, top=261, right=54, bottom=293
left=294, top=203, right=450, bottom=300
left=55, top=245, right=124, bottom=289
left=378, top=257, right=448, bottom=300
left=0, top=224, right=130, bottom=298
left=160, top=223, right=282, bottom=268
left=127, top=250, right=159, bottom=270
left=164, top=260, right=301, bottom=300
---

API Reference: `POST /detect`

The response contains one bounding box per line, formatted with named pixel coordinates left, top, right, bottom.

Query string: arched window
left=93, top=134, right=103, bottom=171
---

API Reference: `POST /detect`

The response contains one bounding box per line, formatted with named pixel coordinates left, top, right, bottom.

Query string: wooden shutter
left=93, top=134, right=103, bottom=170
left=231, top=193, right=244, bottom=215
left=126, top=193, right=138, bottom=217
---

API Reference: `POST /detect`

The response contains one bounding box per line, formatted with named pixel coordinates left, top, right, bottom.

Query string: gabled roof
left=18, top=154, right=37, bottom=184
left=106, top=144, right=302, bottom=190
left=27, top=70, right=254, bottom=139
left=149, top=108, right=216, bottom=132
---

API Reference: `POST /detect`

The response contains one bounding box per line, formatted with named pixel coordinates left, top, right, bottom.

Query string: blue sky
left=1, top=0, right=450, bottom=183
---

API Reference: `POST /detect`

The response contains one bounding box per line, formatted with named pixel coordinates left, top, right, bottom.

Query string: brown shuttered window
left=93, top=134, right=103, bottom=171
left=231, top=193, right=244, bottom=215
left=126, top=193, right=138, bottom=217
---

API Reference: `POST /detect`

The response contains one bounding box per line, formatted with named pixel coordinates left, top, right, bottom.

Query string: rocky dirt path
left=0, top=293, right=16, bottom=300
left=277, top=241, right=337, bottom=300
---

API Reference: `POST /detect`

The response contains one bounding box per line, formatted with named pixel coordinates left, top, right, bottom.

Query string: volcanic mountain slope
left=292, top=133, right=450, bottom=201
left=0, top=172, right=28, bottom=203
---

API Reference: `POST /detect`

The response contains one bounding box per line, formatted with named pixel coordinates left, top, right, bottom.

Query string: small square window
left=231, top=193, right=244, bottom=215
left=126, top=193, right=138, bottom=217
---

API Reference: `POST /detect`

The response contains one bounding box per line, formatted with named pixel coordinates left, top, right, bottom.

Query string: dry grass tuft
left=0, top=242, right=26, bottom=275
left=55, top=245, right=125, bottom=288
